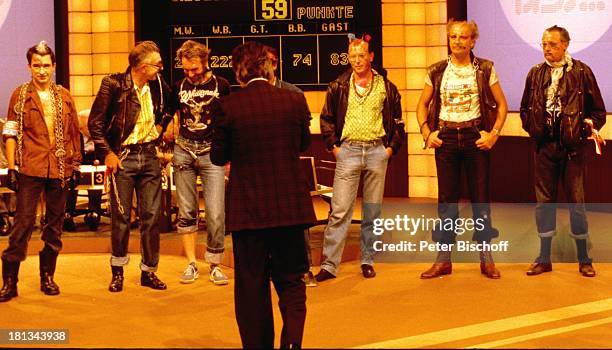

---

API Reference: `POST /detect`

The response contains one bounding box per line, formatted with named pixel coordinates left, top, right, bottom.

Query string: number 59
left=260, top=0, right=289, bottom=20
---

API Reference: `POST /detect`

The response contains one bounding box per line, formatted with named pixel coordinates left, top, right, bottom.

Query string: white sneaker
left=210, top=265, right=229, bottom=285
left=180, top=263, right=199, bottom=284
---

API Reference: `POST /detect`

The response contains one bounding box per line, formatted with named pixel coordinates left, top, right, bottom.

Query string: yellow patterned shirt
left=341, top=72, right=386, bottom=142
left=123, top=83, right=159, bottom=145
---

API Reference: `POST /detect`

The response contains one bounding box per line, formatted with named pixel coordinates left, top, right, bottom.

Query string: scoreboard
left=137, top=0, right=382, bottom=90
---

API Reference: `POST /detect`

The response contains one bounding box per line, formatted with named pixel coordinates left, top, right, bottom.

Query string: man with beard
left=172, top=40, right=231, bottom=285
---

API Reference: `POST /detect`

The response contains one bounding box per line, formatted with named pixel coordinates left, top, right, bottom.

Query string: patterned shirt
left=341, top=72, right=386, bottom=142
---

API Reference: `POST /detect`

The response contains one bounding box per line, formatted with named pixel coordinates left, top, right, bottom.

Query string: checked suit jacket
left=211, top=79, right=316, bottom=232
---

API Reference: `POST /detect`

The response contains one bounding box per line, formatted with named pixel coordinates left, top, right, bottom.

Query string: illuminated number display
left=282, top=36, right=317, bottom=84
left=318, top=34, right=352, bottom=84
left=162, top=0, right=380, bottom=90
left=255, top=0, right=292, bottom=21
left=330, top=53, right=349, bottom=66
left=210, top=55, right=232, bottom=68
left=206, top=37, right=244, bottom=80
left=292, top=53, right=312, bottom=67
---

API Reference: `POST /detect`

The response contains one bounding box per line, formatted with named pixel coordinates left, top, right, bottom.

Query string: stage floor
left=1, top=197, right=612, bottom=348
left=1, top=255, right=612, bottom=348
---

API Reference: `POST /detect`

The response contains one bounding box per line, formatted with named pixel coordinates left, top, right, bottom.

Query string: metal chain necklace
left=351, top=73, right=375, bottom=104
left=51, top=83, right=66, bottom=187
left=14, top=83, right=29, bottom=168
left=446, top=55, right=480, bottom=78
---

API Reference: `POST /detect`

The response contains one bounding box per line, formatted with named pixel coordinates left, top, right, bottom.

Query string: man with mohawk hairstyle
left=0, top=41, right=82, bottom=302
left=317, top=33, right=405, bottom=281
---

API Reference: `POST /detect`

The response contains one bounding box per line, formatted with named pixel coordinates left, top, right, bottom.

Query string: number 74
left=292, top=53, right=312, bottom=67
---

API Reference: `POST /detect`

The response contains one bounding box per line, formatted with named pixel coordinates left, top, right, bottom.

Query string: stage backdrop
left=136, top=0, right=382, bottom=90
left=0, top=0, right=56, bottom=118
left=468, top=0, right=612, bottom=111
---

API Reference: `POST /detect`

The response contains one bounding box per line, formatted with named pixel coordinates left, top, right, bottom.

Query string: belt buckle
left=129, top=142, right=151, bottom=151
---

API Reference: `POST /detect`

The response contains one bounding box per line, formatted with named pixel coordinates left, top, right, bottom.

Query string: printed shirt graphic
left=176, top=75, right=230, bottom=142
left=426, top=63, right=498, bottom=122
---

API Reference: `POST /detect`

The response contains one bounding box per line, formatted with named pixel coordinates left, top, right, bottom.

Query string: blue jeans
left=320, top=140, right=389, bottom=275
left=109, top=143, right=161, bottom=272
left=173, top=142, right=225, bottom=264
left=2, top=174, right=67, bottom=262
left=534, top=141, right=587, bottom=239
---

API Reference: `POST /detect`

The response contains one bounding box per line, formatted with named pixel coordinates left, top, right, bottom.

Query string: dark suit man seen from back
left=211, top=41, right=315, bottom=349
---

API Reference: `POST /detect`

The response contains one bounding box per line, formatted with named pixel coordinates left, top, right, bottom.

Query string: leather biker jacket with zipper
left=519, top=59, right=606, bottom=150
left=88, top=67, right=173, bottom=160
left=320, top=68, right=405, bottom=155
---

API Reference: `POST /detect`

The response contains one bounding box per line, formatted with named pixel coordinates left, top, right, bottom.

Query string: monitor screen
left=0, top=0, right=56, bottom=118
left=468, top=0, right=612, bottom=111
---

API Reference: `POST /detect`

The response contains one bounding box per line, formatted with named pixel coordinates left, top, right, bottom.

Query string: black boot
left=0, top=259, right=20, bottom=302
left=109, top=266, right=124, bottom=292
left=140, top=271, right=167, bottom=290
left=62, top=213, right=76, bottom=232
left=0, top=214, right=11, bottom=236
left=39, top=248, right=60, bottom=296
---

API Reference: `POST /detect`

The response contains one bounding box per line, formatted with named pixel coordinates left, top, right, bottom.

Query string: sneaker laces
left=211, top=266, right=223, bottom=278
left=183, top=263, right=197, bottom=276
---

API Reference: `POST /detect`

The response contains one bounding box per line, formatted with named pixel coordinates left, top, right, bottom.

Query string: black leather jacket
left=425, top=55, right=498, bottom=132
left=520, top=59, right=606, bottom=149
left=320, top=69, right=405, bottom=155
left=88, top=67, right=173, bottom=159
